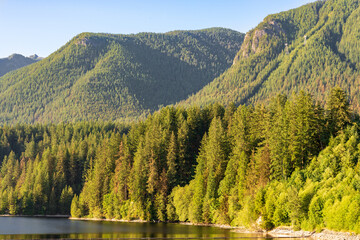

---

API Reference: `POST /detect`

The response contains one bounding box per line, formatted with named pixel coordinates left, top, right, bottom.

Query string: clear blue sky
left=0, top=0, right=314, bottom=58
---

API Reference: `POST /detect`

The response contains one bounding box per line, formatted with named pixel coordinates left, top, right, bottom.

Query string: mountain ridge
left=0, top=28, right=244, bottom=124
left=2, top=0, right=360, bottom=124
left=0, top=54, right=41, bottom=77
left=182, top=0, right=360, bottom=112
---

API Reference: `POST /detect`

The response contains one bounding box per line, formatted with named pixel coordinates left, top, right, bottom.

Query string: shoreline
left=69, top=217, right=147, bottom=223
left=1, top=215, right=360, bottom=239
left=70, top=218, right=360, bottom=240
left=266, top=227, right=360, bottom=240
left=0, top=214, right=70, bottom=218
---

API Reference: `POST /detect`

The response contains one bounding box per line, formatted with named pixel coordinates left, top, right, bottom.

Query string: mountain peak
left=7, top=53, right=25, bottom=60
left=0, top=53, right=40, bottom=77
left=0, top=28, right=245, bottom=124
left=29, top=54, right=42, bottom=60
left=183, top=0, right=360, bottom=112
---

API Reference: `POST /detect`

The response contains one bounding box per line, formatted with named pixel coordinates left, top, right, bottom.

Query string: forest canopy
left=0, top=88, right=359, bottom=233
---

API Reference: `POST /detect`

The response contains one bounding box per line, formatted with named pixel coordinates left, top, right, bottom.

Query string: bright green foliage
left=0, top=29, right=244, bottom=124
left=173, top=89, right=360, bottom=233
left=171, top=184, right=192, bottom=222
left=0, top=89, right=359, bottom=234
left=70, top=195, right=82, bottom=218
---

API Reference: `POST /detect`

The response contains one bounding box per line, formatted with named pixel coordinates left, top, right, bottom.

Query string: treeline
left=0, top=122, right=127, bottom=215
left=71, top=87, right=359, bottom=233
left=171, top=87, right=359, bottom=232
left=0, top=88, right=359, bottom=233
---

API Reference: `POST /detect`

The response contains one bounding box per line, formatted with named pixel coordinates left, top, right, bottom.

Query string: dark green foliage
left=59, top=186, right=74, bottom=215
left=0, top=29, right=244, bottom=124
left=74, top=105, right=221, bottom=220
left=327, top=86, right=352, bottom=135
left=183, top=0, right=360, bottom=115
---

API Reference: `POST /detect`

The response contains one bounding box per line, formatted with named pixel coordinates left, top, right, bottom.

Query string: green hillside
left=183, top=0, right=360, bottom=112
left=0, top=54, right=39, bottom=77
left=0, top=28, right=244, bottom=124
left=1, top=88, right=359, bottom=234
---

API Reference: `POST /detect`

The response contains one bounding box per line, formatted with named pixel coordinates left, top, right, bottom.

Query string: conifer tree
left=327, top=87, right=351, bottom=135
left=166, top=132, right=178, bottom=189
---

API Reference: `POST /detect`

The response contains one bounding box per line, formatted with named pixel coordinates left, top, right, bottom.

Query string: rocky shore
left=310, top=230, right=360, bottom=240
left=267, top=227, right=312, bottom=238
left=267, top=227, right=360, bottom=240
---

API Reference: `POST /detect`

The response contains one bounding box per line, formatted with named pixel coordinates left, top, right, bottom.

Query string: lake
left=0, top=217, right=304, bottom=239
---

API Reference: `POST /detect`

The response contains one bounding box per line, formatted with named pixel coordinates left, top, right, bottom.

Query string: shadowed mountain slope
left=0, top=28, right=244, bottom=124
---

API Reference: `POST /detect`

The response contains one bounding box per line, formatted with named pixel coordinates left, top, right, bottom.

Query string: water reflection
left=0, top=217, right=307, bottom=239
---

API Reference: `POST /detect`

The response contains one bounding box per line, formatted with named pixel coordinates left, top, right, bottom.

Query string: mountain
left=0, top=54, right=40, bottom=77
left=28, top=54, right=43, bottom=61
left=0, top=28, right=244, bottom=124
left=183, top=0, right=360, bottom=112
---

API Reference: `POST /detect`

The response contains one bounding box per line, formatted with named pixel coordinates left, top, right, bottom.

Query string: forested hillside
left=2, top=0, right=360, bottom=234
left=183, top=0, right=360, bottom=113
left=0, top=121, right=128, bottom=215
left=0, top=28, right=244, bottom=124
left=0, top=54, right=39, bottom=77
left=1, top=88, right=359, bottom=233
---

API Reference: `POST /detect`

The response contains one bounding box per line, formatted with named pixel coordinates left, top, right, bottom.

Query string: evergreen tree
left=327, top=87, right=351, bottom=135
left=166, top=132, right=178, bottom=189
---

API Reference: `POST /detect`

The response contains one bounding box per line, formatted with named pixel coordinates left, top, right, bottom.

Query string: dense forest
left=2, top=0, right=360, bottom=234
left=1, top=88, right=359, bottom=233
left=183, top=0, right=360, bottom=113
left=2, top=0, right=360, bottom=126
left=0, top=28, right=244, bottom=124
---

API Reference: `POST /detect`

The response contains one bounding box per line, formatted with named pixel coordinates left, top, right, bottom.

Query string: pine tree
left=288, top=91, right=319, bottom=169
left=71, top=195, right=82, bottom=218
left=129, top=139, right=149, bottom=219
left=113, top=138, right=132, bottom=202
left=147, top=151, right=159, bottom=195
left=166, top=132, right=178, bottom=189
left=267, top=95, right=291, bottom=180
left=59, top=186, right=74, bottom=215
left=327, top=87, right=351, bottom=135
left=177, top=119, right=191, bottom=185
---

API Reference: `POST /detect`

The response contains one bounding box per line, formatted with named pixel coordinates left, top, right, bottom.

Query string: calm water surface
left=0, top=217, right=306, bottom=239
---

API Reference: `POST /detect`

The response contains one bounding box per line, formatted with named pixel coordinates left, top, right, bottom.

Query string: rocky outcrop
left=233, top=20, right=285, bottom=65
left=29, top=54, right=43, bottom=60
left=76, top=37, right=91, bottom=46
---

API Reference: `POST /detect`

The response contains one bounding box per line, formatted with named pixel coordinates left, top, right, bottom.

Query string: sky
left=0, top=0, right=315, bottom=58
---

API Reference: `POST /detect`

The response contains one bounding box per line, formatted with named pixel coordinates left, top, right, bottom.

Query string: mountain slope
left=0, top=28, right=244, bottom=124
left=0, top=54, right=39, bottom=77
left=183, top=0, right=360, bottom=112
